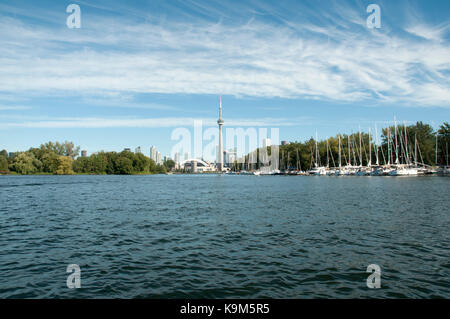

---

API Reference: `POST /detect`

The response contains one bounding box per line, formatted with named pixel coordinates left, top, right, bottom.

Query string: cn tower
left=217, top=96, right=224, bottom=172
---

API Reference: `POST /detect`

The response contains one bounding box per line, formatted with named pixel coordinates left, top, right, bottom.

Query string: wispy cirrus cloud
left=0, top=105, right=32, bottom=111
left=0, top=1, right=449, bottom=107
left=405, top=23, right=450, bottom=42
left=0, top=116, right=305, bottom=129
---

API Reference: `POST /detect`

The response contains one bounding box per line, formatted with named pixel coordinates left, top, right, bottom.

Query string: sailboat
left=389, top=121, right=419, bottom=176
left=308, top=132, right=327, bottom=175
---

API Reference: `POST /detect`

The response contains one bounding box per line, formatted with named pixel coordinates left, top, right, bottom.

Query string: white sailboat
left=308, top=131, right=327, bottom=175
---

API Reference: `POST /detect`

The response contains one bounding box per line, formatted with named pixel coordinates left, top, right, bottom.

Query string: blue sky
left=0, top=0, right=449, bottom=159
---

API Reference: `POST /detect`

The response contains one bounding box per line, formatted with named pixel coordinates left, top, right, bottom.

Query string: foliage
left=164, top=159, right=176, bottom=171
left=40, top=141, right=80, bottom=159
left=56, top=156, right=74, bottom=175
left=242, top=121, right=447, bottom=170
left=72, top=150, right=160, bottom=174
left=0, top=155, right=8, bottom=172
left=11, top=152, right=40, bottom=174
left=114, top=156, right=134, bottom=174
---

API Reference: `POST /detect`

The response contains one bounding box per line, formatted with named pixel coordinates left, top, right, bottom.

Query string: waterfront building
left=174, top=152, right=181, bottom=169
left=150, top=146, right=157, bottom=161
left=156, top=152, right=162, bottom=165
left=182, top=159, right=216, bottom=173
left=224, top=148, right=237, bottom=167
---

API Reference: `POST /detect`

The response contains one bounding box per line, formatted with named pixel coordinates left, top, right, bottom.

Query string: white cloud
left=0, top=116, right=303, bottom=129
left=0, top=2, right=449, bottom=107
left=0, top=105, right=31, bottom=111
left=405, top=23, right=449, bottom=42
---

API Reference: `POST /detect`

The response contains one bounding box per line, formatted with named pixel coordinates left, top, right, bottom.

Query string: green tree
left=438, top=122, right=449, bottom=166
left=73, top=156, right=90, bottom=173
left=156, top=164, right=167, bottom=174
left=164, top=159, right=176, bottom=171
left=56, top=156, right=74, bottom=175
left=149, top=158, right=157, bottom=173
left=114, top=156, right=133, bottom=174
left=0, top=155, right=8, bottom=172
left=41, top=141, right=80, bottom=159
left=133, top=153, right=151, bottom=173
left=41, top=152, right=60, bottom=173
left=11, top=152, right=39, bottom=174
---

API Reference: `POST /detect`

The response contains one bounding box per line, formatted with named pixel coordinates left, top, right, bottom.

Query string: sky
left=0, top=0, right=449, bottom=160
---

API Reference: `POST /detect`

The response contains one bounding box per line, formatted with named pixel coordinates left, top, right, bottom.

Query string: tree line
left=1, top=121, right=448, bottom=174
left=0, top=141, right=174, bottom=175
left=236, top=121, right=449, bottom=170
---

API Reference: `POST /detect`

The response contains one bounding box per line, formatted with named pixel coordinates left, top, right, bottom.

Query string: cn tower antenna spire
left=217, top=96, right=224, bottom=172
left=219, top=95, right=222, bottom=120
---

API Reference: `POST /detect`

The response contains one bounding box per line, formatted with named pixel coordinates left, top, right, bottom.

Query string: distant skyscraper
left=123, top=148, right=131, bottom=152
left=150, top=146, right=157, bottom=161
left=281, top=141, right=287, bottom=146
left=263, top=138, right=272, bottom=148
left=135, top=146, right=142, bottom=154
left=81, top=150, right=87, bottom=157
left=156, top=152, right=162, bottom=165
left=224, top=148, right=237, bottom=167
left=174, top=152, right=180, bottom=164
left=184, top=152, right=190, bottom=160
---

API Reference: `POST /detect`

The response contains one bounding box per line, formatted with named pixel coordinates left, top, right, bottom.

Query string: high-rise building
left=135, top=146, right=142, bottom=154
left=224, top=148, right=237, bottom=167
left=81, top=150, right=87, bottom=157
left=174, top=152, right=181, bottom=169
left=281, top=141, right=287, bottom=146
left=123, top=148, right=131, bottom=152
left=150, top=146, right=157, bottom=161
left=217, top=96, right=224, bottom=172
left=156, top=152, right=162, bottom=165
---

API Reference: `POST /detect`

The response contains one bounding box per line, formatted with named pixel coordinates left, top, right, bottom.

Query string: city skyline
left=0, top=0, right=449, bottom=157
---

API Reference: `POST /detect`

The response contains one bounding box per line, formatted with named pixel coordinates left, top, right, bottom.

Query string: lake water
left=0, top=175, right=449, bottom=298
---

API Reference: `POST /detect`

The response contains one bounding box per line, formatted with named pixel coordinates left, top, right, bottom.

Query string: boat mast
left=326, top=138, right=329, bottom=168
left=387, top=129, right=391, bottom=165
left=375, top=124, right=379, bottom=165
left=368, top=127, right=372, bottom=167
left=359, top=125, right=362, bottom=167
left=394, top=116, right=399, bottom=164
left=404, top=121, right=410, bottom=165
left=338, top=135, right=341, bottom=168
left=287, top=151, right=290, bottom=170
left=348, top=135, right=351, bottom=166
left=414, top=134, right=417, bottom=166
left=315, top=131, right=319, bottom=167
left=435, top=132, right=438, bottom=166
